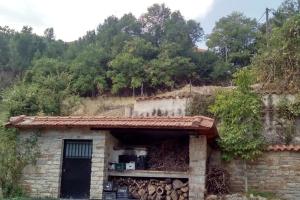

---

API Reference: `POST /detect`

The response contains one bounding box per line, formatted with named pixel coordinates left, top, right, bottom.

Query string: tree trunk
left=0, top=186, right=3, bottom=199
left=141, top=83, right=144, bottom=96
left=244, top=160, right=248, bottom=193
left=132, top=87, right=135, bottom=97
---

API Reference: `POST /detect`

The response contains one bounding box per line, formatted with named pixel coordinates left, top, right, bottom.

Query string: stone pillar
left=189, top=135, right=207, bottom=200
left=90, top=133, right=107, bottom=199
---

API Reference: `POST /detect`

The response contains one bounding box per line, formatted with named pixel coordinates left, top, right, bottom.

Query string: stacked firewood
left=114, top=178, right=189, bottom=200
left=206, top=166, right=230, bottom=195
left=147, top=139, right=189, bottom=171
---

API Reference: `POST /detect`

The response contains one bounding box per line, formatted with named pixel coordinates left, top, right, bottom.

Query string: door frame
left=60, top=139, right=93, bottom=199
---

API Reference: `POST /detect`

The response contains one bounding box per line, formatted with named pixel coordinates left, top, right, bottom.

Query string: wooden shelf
left=108, top=170, right=189, bottom=179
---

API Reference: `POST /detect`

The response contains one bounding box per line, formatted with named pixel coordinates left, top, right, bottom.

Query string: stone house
left=6, top=115, right=218, bottom=200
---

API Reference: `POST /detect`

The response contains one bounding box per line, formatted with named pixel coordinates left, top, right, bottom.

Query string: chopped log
left=138, top=188, right=146, bottom=197
left=170, top=190, right=178, bottom=200
left=113, top=177, right=188, bottom=200
left=181, top=186, right=189, bottom=193
left=172, top=179, right=184, bottom=189
left=156, top=186, right=164, bottom=195
left=165, top=184, right=172, bottom=191
left=148, top=185, right=156, bottom=195
left=179, top=195, right=185, bottom=200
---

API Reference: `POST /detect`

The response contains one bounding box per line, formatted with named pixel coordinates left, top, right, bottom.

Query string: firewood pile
left=114, top=177, right=189, bottom=200
left=147, top=139, right=189, bottom=171
left=206, top=166, right=230, bottom=195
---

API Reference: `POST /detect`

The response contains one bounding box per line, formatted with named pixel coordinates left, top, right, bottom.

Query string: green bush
left=210, top=68, right=265, bottom=161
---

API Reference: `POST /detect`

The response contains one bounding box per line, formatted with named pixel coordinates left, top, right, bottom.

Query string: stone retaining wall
left=209, top=150, right=300, bottom=200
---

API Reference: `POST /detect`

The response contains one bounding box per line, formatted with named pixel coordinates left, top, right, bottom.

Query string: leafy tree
left=140, top=4, right=171, bottom=45
left=148, top=43, right=195, bottom=89
left=272, top=0, right=300, bottom=27
left=108, top=53, right=145, bottom=94
left=207, top=12, right=258, bottom=68
left=191, top=51, right=231, bottom=84
left=210, top=68, right=264, bottom=161
left=69, top=46, right=109, bottom=96
left=163, top=11, right=203, bottom=50
left=3, top=84, right=40, bottom=116
left=44, top=27, right=55, bottom=40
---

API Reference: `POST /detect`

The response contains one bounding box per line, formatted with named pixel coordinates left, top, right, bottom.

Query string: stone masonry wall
left=209, top=150, right=300, bottom=200
left=19, top=128, right=109, bottom=199
left=189, top=135, right=207, bottom=200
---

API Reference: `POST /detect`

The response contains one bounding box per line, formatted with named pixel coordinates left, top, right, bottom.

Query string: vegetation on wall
left=0, top=126, right=39, bottom=197
left=186, top=94, right=215, bottom=117
left=210, top=69, right=264, bottom=161
left=276, top=95, right=300, bottom=144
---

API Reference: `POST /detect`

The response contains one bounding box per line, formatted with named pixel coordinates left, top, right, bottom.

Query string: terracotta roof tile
left=267, top=145, right=300, bottom=152
left=6, top=115, right=217, bottom=137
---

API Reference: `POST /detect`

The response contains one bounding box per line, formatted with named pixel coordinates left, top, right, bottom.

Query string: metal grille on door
left=64, top=140, right=92, bottom=159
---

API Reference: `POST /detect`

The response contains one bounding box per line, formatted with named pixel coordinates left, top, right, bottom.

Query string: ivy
left=210, top=68, right=265, bottom=161
left=0, top=125, right=39, bottom=198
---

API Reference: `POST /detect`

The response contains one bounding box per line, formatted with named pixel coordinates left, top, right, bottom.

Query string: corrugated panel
left=64, top=140, right=92, bottom=159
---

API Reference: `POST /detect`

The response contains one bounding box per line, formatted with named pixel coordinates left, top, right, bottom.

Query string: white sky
left=0, top=0, right=214, bottom=41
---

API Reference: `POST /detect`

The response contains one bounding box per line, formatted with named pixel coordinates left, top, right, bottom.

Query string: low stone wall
left=19, top=128, right=108, bottom=199
left=209, top=150, right=300, bottom=200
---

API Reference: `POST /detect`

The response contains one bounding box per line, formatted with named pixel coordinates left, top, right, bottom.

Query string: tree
left=148, top=43, right=195, bottom=88
left=69, top=46, right=109, bottom=96
left=140, top=4, right=171, bottom=46
left=108, top=53, right=145, bottom=95
left=251, top=14, right=300, bottom=92
left=207, top=12, right=258, bottom=68
left=44, top=27, right=55, bottom=40
left=272, top=0, right=300, bottom=27
left=163, top=11, right=203, bottom=50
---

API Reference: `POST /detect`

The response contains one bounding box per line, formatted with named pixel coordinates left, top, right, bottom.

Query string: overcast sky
left=0, top=0, right=284, bottom=47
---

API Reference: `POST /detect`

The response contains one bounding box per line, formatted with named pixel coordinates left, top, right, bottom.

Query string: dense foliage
left=0, top=4, right=253, bottom=98
left=251, top=14, right=300, bottom=92
left=210, top=69, right=264, bottom=161
left=207, top=12, right=258, bottom=69
left=0, top=126, right=39, bottom=197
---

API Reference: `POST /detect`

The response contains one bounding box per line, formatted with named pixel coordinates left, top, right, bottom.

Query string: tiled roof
left=136, top=95, right=191, bottom=102
left=267, top=145, right=300, bottom=152
left=6, top=115, right=217, bottom=137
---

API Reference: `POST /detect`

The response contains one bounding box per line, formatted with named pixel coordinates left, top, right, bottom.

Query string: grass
left=72, top=96, right=135, bottom=116
left=247, top=189, right=279, bottom=199
left=0, top=100, right=9, bottom=123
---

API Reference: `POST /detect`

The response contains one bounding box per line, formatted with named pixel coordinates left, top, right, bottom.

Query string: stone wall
left=133, top=97, right=189, bottom=117
left=19, top=128, right=109, bottom=199
left=209, top=150, right=300, bottom=200
left=262, top=94, right=300, bottom=144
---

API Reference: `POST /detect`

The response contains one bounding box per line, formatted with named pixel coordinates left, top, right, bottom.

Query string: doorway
left=60, top=140, right=93, bottom=199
